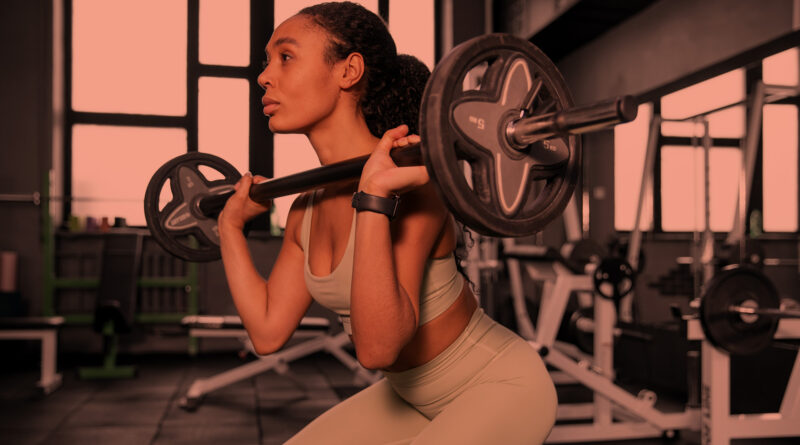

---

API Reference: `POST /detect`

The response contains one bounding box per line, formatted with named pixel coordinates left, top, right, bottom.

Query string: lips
left=262, top=97, right=279, bottom=115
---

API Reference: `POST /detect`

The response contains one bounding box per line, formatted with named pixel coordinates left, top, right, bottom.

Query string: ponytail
left=298, top=2, right=430, bottom=136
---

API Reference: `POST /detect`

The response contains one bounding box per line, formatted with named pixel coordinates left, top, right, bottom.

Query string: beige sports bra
left=300, top=191, right=464, bottom=334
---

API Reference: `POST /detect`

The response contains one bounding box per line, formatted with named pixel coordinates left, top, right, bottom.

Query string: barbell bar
left=728, top=305, right=800, bottom=319
left=144, top=34, right=638, bottom=262
left=698, top=265, right=800, bottom=356
left=198, top=95, right=635, bottom=219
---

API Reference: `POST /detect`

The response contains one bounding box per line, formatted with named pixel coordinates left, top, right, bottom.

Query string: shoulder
left=397, top=182, right=448, bottom=221
left=391, top=183, right=450, bottom=242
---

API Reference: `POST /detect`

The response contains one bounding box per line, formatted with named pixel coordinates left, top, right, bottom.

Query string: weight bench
left=179, top=315, right=380, bottom=410
left=0, top=316, right=65, bottom=394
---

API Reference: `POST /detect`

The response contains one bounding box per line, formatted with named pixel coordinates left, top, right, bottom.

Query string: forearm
left=350, top=211, right=418, bottom=367
left=219, top=222, right=274, bottom=351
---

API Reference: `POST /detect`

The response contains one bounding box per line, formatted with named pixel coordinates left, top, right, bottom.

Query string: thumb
left=376, top=125, right=409, bottom=153
left=235, top=172, right=253, bottom=196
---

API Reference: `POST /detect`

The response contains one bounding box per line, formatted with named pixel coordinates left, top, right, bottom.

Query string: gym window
left=65, top=0, right=263, bottom=227
left=614, top=46, right=800, bottom=234
left=67, top=0, right=435, bottom=230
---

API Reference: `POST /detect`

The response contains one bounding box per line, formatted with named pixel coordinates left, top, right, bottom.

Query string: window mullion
left=187, top=0, right=200, bottom=152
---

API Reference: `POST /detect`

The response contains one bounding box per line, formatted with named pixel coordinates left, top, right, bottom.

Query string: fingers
left=391, top=134, right=421, bottom=148
left=377, top=125, right=410, bottom=153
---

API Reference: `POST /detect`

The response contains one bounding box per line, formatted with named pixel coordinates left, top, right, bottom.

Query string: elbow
left=249, top=331, right=287, bottom=356
left=353, top=341, right=399, bottom=370
left=252, top=341, right=279, bottom=356
left=356, top=351, right=396, bottom=371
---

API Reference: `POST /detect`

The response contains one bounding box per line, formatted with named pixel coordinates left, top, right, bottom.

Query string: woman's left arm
left=349, top=126, right=447, bottom=370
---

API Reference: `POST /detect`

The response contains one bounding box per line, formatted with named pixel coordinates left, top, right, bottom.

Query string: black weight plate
left=593, top=257, right=636, bottom=302
left=144, top=152, right=240, bottom=262
left=569, top=307, right=596, bottom=355
left=420, top=34, right=580, bottom=237
left=562, top=239, right=607, bottom=273
left=699, top=266, right=780, bottom=356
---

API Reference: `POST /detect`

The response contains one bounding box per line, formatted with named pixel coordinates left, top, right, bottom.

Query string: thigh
left=412, top=341, right=557, bottom=445
left=286, top=379, right=430, bottom=445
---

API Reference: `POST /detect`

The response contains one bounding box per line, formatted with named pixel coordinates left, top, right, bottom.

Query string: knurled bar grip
left=197, top=143, right=423, bottom=217
left=197, top=95, right=637, bottom=218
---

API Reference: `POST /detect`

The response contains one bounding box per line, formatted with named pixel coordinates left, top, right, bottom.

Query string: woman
left=218, top=2, right=557, bottom=443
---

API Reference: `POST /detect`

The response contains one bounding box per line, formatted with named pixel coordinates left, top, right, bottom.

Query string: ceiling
left=511, top=0, right=660, bottom=62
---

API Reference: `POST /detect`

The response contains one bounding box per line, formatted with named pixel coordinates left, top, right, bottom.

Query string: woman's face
left=258, top=15, right=342, bottom=134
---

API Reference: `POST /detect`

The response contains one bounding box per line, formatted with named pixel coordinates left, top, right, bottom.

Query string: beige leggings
left=285, top=308, right=557, bottom=445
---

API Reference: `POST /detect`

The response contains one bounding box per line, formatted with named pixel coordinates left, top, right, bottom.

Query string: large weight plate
left=699, top=266, right=780, bottom=355
left=420, top=34, right=580, bottom=237
left=593, top=257, right=636, bottom=302
left=144, top=152, right=240, bottom=262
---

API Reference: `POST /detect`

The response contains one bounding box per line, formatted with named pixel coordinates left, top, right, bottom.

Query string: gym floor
left=1, top=349, right=798, bottom=445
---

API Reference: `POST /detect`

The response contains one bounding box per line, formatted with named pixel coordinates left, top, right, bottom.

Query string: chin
left=268, top=118, right=312, bottom=135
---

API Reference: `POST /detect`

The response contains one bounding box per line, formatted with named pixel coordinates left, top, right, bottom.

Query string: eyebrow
left=267, top=37, right=300, bottom=52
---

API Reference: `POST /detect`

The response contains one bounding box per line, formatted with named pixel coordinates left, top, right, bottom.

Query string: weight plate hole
left=461, top=160, right=474, bottom=190
left=158, top=181, right=173, bottom=213
left=738, top=298, right=759, bottom=324
left=198, top=165, right=225, bottom=182
left=462, top=61, right=488, bottom=91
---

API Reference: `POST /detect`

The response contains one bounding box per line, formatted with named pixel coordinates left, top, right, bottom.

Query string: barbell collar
left=506, top=95, right=638, bottom=147
left=197, top=143, right=424, bottom=218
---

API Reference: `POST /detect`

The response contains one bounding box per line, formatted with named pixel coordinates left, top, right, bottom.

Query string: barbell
left=144, top=33, right=637, bottom=262
left=699, top=265, right=800, bottom=356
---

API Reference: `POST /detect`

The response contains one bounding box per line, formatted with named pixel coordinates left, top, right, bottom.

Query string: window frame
left=63, top=0, right=274, bottom=227
left=621, top=29, right=800, bottom=238
left=62, top=0, right=439, bottom=231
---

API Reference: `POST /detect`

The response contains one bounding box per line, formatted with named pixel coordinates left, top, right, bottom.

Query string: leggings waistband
left=383, top=307, right=514, bottom=389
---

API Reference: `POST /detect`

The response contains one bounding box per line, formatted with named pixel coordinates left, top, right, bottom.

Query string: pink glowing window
left=390, top=0, right=435, bottom=70
left=660, top=105, right=746, bottom=139
left=71, top=0, right=187, bottom=115
left=660, top=146, right=740, bottom=232
left=198, top=77, right=250, bottom=174
left=762, top=105, right=798, bottom=232
left=199, top=0, right=250, bottom=67
left=614, top=103, right=654, bottom=231
left=71, top=125, right=187, bottom=226
left=763, top=48, right=799, bottom=86
left=661, top=69, right=745, bottom=121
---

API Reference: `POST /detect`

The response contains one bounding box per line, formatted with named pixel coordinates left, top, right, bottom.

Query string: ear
left=338, top=52, right=365, bottom=89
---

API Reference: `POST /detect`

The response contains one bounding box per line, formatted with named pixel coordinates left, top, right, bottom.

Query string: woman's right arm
left=218, top=173, right=313, bottom=355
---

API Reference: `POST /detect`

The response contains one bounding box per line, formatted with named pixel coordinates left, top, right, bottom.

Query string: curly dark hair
left=298, top=2, right=430, bottom=137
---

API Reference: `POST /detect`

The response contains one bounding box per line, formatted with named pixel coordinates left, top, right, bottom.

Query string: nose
left=257, top=66, right=272, bottom=91
left=256, top=64, right=273, bottom=90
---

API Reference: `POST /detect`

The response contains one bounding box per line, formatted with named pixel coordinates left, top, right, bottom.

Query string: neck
left=306, top=105, right=378, bottom=165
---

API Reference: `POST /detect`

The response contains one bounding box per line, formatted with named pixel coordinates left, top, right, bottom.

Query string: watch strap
left=351, top=191, right=399, bottom=220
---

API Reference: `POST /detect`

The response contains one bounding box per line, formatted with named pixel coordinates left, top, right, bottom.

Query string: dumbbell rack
left=686, top=318, right=800, bottom=444
left=502, top=239, right=701, bottom=442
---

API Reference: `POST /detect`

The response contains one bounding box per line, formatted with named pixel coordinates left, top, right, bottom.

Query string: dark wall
left=0, top=0, right=53, bottom=316
left=550, top=0, right=797, bottom=323
left=558, top=0, right=795, bottom=104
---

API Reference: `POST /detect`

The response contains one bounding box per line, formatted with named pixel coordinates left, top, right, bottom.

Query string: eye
left=280, top=53, right=292, bottom=62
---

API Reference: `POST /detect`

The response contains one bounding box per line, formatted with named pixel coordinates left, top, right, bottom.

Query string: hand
left=359, top=125, right=429, bottom=197
left=218, top=172, right=271, bottom=231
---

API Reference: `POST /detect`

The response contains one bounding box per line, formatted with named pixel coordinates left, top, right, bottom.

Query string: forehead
left=267, top=15, right=327, bottom=50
